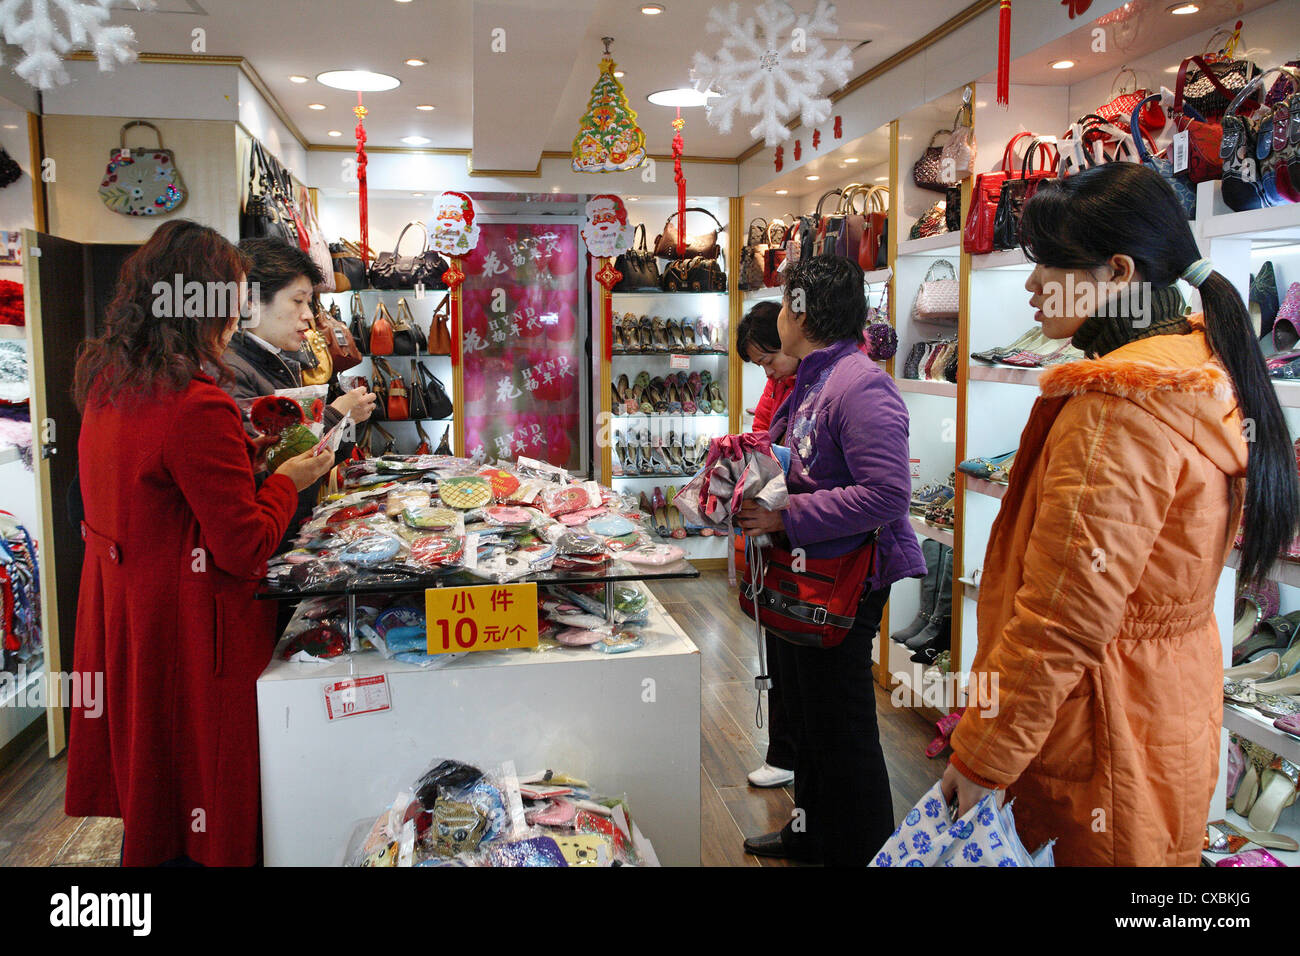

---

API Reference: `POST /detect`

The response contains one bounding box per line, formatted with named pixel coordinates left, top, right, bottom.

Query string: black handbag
left=992, top=138, right=1058, bottom=251
left=613, top=223, right=660, bottom=291
left=369, top=221, right=450, bottom=291
left=0, top=147, right=21, bottom=189
left=944, top=186, right=962, bottom=233
left=661, top=251, right=727, bottom=292
left=1221, top=67, right=1300, bottom=212
left=801, top=189, right=841, bottom=260
left=330, top=239, right=368, bottom=291
left=392, top=298, right=427, bottom=355
left=349, top=292, right=369, bottom=352
left=241, top=140, right=298, bottom=246
left=416, top=362, right=454, bottom=420
left=408, top=359, right=430, bottom=420
left=434, top=424, right=452, bottom=456
left=652, top=207, right=725, bottom=260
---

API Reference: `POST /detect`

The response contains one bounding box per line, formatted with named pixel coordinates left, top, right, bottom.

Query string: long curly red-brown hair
left=73, top=220, right=250, bottom=410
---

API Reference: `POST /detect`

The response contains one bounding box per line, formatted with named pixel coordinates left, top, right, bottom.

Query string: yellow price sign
left=425, top=582, right=539, bottom=654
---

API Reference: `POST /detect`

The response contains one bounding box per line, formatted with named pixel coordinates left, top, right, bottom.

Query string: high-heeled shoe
left=651, top=316, right=670, bottom=352
left=666, top=431, right=685, bottom=474
left=666, top=381, right=683, bottom=414
left=611, top=382, right=623, bottom=414
left=636, top=385, right=654, bottom=416
left=682, top=319, right=698, bottom=352
left=638, top=491, right=653, bottom=515
left=707, top=382, right=726, bottom=414
left=666, top=318, right=686, bottom=352
left=638, top=429, right=653, bottom=474
left=682, top=381, right=698, bottom=415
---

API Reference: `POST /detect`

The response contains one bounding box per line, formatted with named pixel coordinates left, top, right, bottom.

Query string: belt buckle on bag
left=812, top=607, right=827, bottom=625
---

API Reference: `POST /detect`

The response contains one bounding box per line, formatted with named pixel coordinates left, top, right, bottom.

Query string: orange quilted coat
left=950, top=325, right=1246, bottom=866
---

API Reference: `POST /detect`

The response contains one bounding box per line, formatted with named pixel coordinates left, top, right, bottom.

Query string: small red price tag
left=323, top=674, right=392, bottom=721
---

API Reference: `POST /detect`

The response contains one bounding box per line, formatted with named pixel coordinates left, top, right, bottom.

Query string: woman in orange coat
left=65, top=220, right=335, bottom=865
left=944, top=163, right=1299, bottom=866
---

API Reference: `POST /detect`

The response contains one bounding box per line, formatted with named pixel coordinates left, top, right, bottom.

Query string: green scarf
left=1071, top=284, right=1192, bottom=359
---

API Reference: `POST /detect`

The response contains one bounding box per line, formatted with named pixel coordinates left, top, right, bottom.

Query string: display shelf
left=741, top=286, right=783, bottom=301
left=0, top=660, right=42, bottom=708
left=1274, top=381, right=1300, bottom=408
left=0, top=445, right=18, bottom=466
left=1223, top=701, right=1300, bottom=767
left=610, top=412, right=730, bottom=421
left=1202, top=807, right=1300, bottom=869
left=957, top=575, right=980, bottom=590
left=964, top=476, right=1008, bottom=500
left=611, top=290, right=727, bottom=297
left=1225, top=549, right=1300, bottom=589
left=896, top=232, right=960, bottom=257
left=1198, top=202, right=1300, bottom=244
left=899, top=378, right=957, bottom=398
left=353, top=353, right=453, bottom=361
left=969, top=364, right=1044, bottom=386
left=324, top=287, right=451, bottom=297
left=612, top=350, right=729, bottom=358
left=971, top=248, right=1029, bottom=270
left=909, top=514, right=954, bottom=547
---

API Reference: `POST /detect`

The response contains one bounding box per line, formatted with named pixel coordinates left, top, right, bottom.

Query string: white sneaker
left=747, top=763, right=794, bottom=788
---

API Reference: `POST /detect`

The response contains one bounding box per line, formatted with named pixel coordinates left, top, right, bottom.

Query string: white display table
left=256, top=592, right=702, bottom=866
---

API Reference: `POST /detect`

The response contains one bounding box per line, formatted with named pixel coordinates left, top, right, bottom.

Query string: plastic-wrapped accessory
left=556, top=627, right=606, bottom=646
left=327, top=502, right=381, bottom=525
left=619, top=543, right=684, bottom=565
left=484, top=505, right=534, bottom=527
left=415, top=759, right=485, bottom=807
left=594, top=631, right=644, bottom=654
left=282, top=625, right=349, bottom=660
left=487, top=836, right=567, bottom=867
left=249, top=394, right=305, bottom=436
left=408, top=533, right=465, bottom=568
left=587, top=514, right=636, bottom=538
left=557, top=531, right=605, bottom=555
left=514, top=542, right=557, bottom=567
left=288, top=560, right=354, bottom=589
left=555, top=834, right=614, bottom=866
left=337, top=534, right=403, bottom=566
left=427, top=800, right=488, bottom=858
left=439, top=475, right=493, bottom=510
left=477, top=467, right=522, bottom=500
left=403, top=505, right=460, bottom=530
left=472, top=551, right=533, bottom=582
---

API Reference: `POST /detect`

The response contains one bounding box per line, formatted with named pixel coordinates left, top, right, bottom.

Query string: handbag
left=414, top=422, right=432, bottom=456
left=653, top=207, right=725, bottom=260
left=909, top=199, right=948, bottom=240
left=800, top=188, right=840, bottom=260
left=613, top=223, right=660, bottom=291
left=763, top=221, right=788, bottom=288
left=1222, top=67, right=1300, bottom=212
left=374, top=357, right=408, bottom=421
left=369, top=301, right=396, bottom=356
left=991, top=137, right=1059, bottom=251
left=300, top=311, right=334, bottom=386
left=736, top=533, right=879, bottom=649
left=963, top=132, right=1053, bottom=255
left=435, top=425, right=452, bottom=456
left=857, top=185, right=889, bottom=271
left=944, top=186, right=962, bottom=232
left=428, top=295, right=453, bottom=356
left=739, top=217, right=769, bottom=291
left=1176, top=52, right=1262, bottom=123
left=349, top=292, right=370, bottom=352
left=369, top=221, right=450, bottom=290
left=299, top=188, right=335, bottom=292
left=913, top=259, right=959, bottom=322
left=0, top=148, right=21, bottom=189
left=331, top=239, right=368, bottom=292
left=321, top=302, right=363, bottom=373
left=816, top=183, right=861, bottom=257
left=99, top=121, right=187, bottom=217
left=392, top=297, right=427, bottom=355
left=241, top=140, right=293, bottom=244
left=913, top=129, right=953, bottom=192
left=1131, top=93, right=1198, bottom=218
left=416, top=362, right=454, bottom=420
left=661, top=252, right=727, bottom=292
left=407, top=359, right=429, bottom=420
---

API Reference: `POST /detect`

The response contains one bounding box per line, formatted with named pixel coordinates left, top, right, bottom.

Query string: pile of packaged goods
left=346, top=758, right=657, bottom=867
left=265, top=454, right=689, bottom=595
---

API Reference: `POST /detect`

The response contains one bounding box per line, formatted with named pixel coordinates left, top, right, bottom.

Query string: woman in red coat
left=65, top=220, right=334, bottom=866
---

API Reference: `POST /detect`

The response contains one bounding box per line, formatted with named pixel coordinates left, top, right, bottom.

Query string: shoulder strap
left=665, top=207, right=725, bottom=231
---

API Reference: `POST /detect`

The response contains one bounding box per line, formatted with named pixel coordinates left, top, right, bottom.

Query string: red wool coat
left=65, top=371, right=298, bottom=866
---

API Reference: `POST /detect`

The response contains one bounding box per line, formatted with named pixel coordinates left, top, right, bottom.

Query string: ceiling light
left=327, top=130, right=342, bottom=137
left=401, top=135, right=431, bottom=145
left=316, top=70, right=401, bottom=92
left=412, top=192, right=425, bottom=197
left=308, top=103, right=326, bottom=110
left=844, top=157, right=859, bottom=163
left=627, top=196, right=638, bottom=201
left=1050, top=59, right=1075, bottom=70
left=614, top=70, right=625, bottom=78
left=641, top=3, right=665, bottom=14
left=1167, top=3, right=1199, bottom=13
left=289, top=75, right=308, bottom=83
left=805, top=175, right=819, bottom=181
left=647, top=87, right=720, bottom=107
left=348, top=190, right=359, bottom=196
left=2, top=124, right=16, bottom=129
left=416, top=104, right=435, bottom=111
left=405, top=58, right=426, bottom=66
left=874, top=176, right=888, bottom=182
left=775, top=189, right=789, bottom=195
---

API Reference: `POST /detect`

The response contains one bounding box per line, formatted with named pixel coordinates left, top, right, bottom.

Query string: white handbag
left=913, top=259, right=959, bottom=323
left=939, top=101, right=976, bottom=184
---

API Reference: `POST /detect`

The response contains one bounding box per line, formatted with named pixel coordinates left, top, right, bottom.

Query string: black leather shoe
left=742, top=830, right=820, bottom=862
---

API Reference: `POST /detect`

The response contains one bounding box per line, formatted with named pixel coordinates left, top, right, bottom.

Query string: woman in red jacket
left=740, top=301, right=799, bottom=435
left=65, top=220, right=334, bottom=866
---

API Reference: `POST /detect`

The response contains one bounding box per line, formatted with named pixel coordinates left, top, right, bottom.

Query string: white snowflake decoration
left=692, top=0, right=853, bottom=147
left=0, top=0, right=151, bottom=90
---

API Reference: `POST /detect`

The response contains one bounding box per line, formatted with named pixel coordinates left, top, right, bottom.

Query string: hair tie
left=1181, top=258, right=1213, bottom=288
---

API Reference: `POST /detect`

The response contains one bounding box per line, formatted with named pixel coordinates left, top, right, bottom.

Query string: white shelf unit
left=1202, top=805, right=1300, bottom=868
left=1226, top=549, right=1300, bottom=589
left=1223, top=702, right=1300, bottom=768
left=909, top=514, right=954, bottom=547
left=899, top=379, right=957, bottom=398
left=968, top=364, right=1044, bottom=386
left=897, top=232, right=960, bottom=257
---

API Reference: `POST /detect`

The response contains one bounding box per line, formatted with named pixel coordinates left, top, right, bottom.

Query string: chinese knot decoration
left=793, top=139, right=802, bottom=161
left=812, top=129, right=821, bottom=150
left=571, top=37, right=647, bottom=173
left=774, top=145, right=784, bottom=172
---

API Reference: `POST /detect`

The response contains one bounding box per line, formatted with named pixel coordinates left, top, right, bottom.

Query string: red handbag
left=763, top=221, right=788, bottom=287
left=963, top=133, right=1054, bottom=255
left=736, top=534, right=878, bottom=649
left=374, top=357, right=409, bottom=421
left=368, top=301, right=395, bottom=356
left=857, top=185, right=889, bottom=271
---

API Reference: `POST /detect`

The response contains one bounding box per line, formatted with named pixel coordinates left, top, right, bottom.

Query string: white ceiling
left=109, top=0, right=978, bottom=161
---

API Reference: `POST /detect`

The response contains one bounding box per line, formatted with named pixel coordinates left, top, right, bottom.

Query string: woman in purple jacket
left=737, top=255, right=926, bottom=865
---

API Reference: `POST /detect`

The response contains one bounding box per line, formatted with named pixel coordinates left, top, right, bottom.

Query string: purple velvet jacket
left=769, top=338, right=926, bottom=592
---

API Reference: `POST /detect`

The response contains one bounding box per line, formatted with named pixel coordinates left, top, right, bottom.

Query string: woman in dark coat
left=64, top=220, right=335, bottom=866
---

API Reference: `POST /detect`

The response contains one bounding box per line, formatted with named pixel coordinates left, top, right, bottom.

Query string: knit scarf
left=1071, top=284, right=1192, bottom=359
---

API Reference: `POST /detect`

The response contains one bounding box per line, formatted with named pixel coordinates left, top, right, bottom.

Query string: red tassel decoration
left=354, top=93, right=370, bottom=266
left=672, top=108, right=686, bottom=259
left=996, top=0, right=1011, bottom=108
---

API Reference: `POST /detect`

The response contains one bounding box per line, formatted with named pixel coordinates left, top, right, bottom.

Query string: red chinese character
left=793, top=139, right=802, bottom=162
left=491, top=588, right=514, bottom=612
left=452, top=591, right=475, bottom=614
left=833, top=115, right=842, bottom=139
left=774, top=145, right=783, bottom=172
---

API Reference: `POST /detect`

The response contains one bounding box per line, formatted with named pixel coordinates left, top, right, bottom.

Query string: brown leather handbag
left=369, top=301, right=395, bottom=356
left=374, top=357, right=408, bottom=420
left=429, top=296, right=452, bottom=356
left=321, top=302, right=363, bottom=373
left=653, top=207, right=725, bottom=260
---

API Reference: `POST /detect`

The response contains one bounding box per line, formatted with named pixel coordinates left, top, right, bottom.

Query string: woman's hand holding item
left=331, top=385, right=377, bottom=423
left=275, top=446, right=337, bottom=491
left=737, top=499, right=785, bottom=535
left=248, top=433, right=278, bottom=473
left=941, top=760, right=1003, bottom=818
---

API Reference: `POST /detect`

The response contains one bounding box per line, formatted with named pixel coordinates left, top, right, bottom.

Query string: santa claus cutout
left=430, top=190, right=481, bottom=257
left=580, top=194, right=633, bottom=259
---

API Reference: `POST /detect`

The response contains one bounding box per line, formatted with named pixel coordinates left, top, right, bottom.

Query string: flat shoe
left=742, top=830, right=818, bottom=862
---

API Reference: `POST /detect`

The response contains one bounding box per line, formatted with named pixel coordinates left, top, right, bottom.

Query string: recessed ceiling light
left=1167, top=3, right=1199, bottom=13
left=348, top=190, right=359, bottom=196
left=614, top=70, right=625, bottom=78
left=412, top=192, right=425, bottom=197
left=316, top=70, right=401, bottom=92
left=308, top=103, right=327, bottom=110
left=844, top=157, right=859, bottom=163
left=289, top=75, right=308, bottom=83
left=874, top=176, right=888, bottom=182
left=401, top=135, right=431, bottom=145
left=641, top=3, right=665, bottom=14
left=775, top=189, right=789, bottom=195
left=805, top=175, right=819, bottom=181
left=2, top=124, right=16, bottom=129
left=627, top=196, right=638, bottom=201
left=405, top=58, right=426, bottom=66
left=327, top=130, right=342, bottom=137
left=416, top=104, right=435, bottom=111
left=1050, top=59, right=1075, bottom=70
left=647, top=87, right=719, bottom=107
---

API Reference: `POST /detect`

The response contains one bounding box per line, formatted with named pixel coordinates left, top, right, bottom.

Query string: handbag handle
left=371, top=355, right=390, bottom=386
left=372, top=300, right=395, bottom=328
left=927, top=129, right=952, bottom=149
left=395, top=297, right=416, bottom=330
left=865, top=185, right=889, bottom=213
left=373, top=422, right=396, bottom=454
left=1175, top=54, right=1259, bottom=114
left=392, top=220, right=430, bottom=257
left=835, top=183, right=868, bottom=214
left=633, top=222, right=648, bottom=251
left=350, top=291, right=364, bottom=321
left=663, top=207, right=725, bottom=232
left=747, top=216, right=769, bottom=235
left=922, top=258, right=957, bottom=283
left=1225, top=65, right=1300, bottom=120
left=1017, top=136, right=1059, bottom=178
left=1109, top=66, right=1140, bottom=98
left=814, top=187, right=843, bottom=217
left=121, top=120, right=165, bottom=150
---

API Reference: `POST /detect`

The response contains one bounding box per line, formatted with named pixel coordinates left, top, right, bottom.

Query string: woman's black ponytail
left=1020, top=163, right=1299, bottom=584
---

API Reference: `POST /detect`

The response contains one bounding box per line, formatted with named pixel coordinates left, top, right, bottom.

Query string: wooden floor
left=0, top=570, right=939, bottom=867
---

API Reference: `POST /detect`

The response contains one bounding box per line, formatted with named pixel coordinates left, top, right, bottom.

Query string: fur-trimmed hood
left=1037, top=326, right=1248, bottom=477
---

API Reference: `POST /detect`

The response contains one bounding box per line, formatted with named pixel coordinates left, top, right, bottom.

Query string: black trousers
left=772, top=585, right=895, bottom=866
left=763, top=631, right=796, bottom=770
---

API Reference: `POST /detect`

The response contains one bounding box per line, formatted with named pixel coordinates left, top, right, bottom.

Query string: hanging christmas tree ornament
left=0, top=0, right=145, bottom=90
left=997, top=0, right=1011, bottom=108
left=691, top=0, right=852, bottom=148
left=580, top=194, right=634, bottom=259
left=354, top=94, right=370, bottom=269
left=571, top=37, right=647, bottom=174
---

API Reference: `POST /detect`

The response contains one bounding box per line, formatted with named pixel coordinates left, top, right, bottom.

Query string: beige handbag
left=913, top=259, right=959, bottom=323
left=940, top=99, right=977, bottom=184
